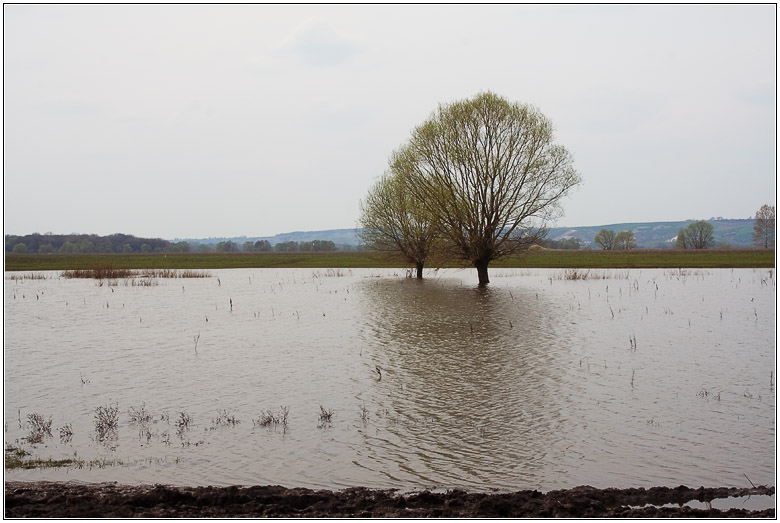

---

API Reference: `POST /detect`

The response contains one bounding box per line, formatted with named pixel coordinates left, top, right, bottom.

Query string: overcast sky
left=4, top=4, right=776, bottom=239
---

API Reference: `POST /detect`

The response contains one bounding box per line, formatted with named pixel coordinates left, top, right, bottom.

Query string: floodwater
left=3, top=268, right=776, bottom=492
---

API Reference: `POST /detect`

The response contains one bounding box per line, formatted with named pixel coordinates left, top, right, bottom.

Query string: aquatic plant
left=94, top=403, right=119, bottom=440
left=254, top=407, right=289, bottom=430
left=318, top=406, right=334, bottom=428
left=213, top=409, right=240, bottom=427
left=59, top=423, right=74, bottom=443
left=128, top=404, right=152, bottom=424
left=175, top=412, right=193, bottom=433
left=27, top=413, right=53, bottom=437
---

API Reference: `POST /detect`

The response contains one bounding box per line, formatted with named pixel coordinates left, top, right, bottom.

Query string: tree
left=594, top=229, right=616, bottom=250
left=216, top=241, right=238, bottom=252
left=394, top=92, right=581, bottom=285
left=311, top=240, right=336, bottom=251
left=254, top=240, right=273, bottom=252
left=359, top=171, right=439, bottom=278
left=242, top=241, right=256, bottom=252
left=685, top=221, right=714, bottom=249
left=675, top=228, right=688, bottom=249
left=12, top=243, right=28, bottom=253
left=614, top=230, right=636, bottom=250
left=752, top=204, right=775, bottom=248
left=275, top=241, right=298, bottom=252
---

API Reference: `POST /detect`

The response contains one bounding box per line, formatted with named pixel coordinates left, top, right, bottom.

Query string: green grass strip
left=4, top=249, right=775, bottom=272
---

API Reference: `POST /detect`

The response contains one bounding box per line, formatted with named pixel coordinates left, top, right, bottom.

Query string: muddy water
left=3, top=268, right=775, bottom=492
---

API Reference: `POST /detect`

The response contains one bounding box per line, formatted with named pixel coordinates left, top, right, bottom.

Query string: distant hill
left=547, top=219, right=757, bottom=248
left=182, top=219, right=759, bottom=250
left=181, top=229, right=361, bottom=249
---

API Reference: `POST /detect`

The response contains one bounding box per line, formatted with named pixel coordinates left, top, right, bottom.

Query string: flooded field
left=3, top=268, right=776, bottom=492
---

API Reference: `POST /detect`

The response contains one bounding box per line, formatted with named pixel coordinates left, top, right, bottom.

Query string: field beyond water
left=3, top=248, right=775, bottom=272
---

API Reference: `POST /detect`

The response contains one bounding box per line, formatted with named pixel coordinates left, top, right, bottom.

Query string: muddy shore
left=3, top=481, right=775, bottom=518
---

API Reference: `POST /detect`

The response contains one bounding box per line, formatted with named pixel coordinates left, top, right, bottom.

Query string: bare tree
left=358, top=171, right=439, bottom=278
left=752, top=204, right=776, bottom=248
left=394, top=92, right=581, bottom=285
left=594, top=229, right=616, bottom=250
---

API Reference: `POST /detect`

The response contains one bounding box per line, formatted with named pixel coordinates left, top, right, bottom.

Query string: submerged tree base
left=4, top=482, right=774, bottom=518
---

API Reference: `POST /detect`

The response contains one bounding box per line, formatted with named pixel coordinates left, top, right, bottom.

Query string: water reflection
left=356, top=276, right=575, bottom=489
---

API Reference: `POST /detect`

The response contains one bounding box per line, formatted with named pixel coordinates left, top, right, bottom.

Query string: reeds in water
left=62, top=265, right=211, bottom=280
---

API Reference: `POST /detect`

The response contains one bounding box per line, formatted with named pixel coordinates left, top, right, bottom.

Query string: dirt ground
left=3, top=481, right=775, bottom=518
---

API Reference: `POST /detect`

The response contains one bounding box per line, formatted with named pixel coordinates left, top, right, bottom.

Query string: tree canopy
left=388, top=92, right=581, bottom=284
left=676, top=221, right=714, bottom=249
left=358, top=171, right=439, bottom=278
left=594, top=229, right=616, bottom=250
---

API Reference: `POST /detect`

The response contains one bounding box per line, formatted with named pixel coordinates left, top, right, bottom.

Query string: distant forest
left=3, top=233, right=346, bottom=254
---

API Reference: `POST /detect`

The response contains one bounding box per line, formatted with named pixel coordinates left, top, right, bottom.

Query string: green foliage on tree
left=12, top=243, right=28, bottom=253
left=676, top=221, right=714, bottom=249
left=614, top=230, right=637, bottom=250
left=675, top=228, right=688, bottom=249
left=5, top=233, right=184, bottom=254
left=275, top=241, right=299, bottom=252
left=216, top=241, right=238, bottom=253
left=385, top=92, right=580, bottom=285
left=359, top=171, right=440, bottom=278
left=594, top=229, right=616, bottom=250
left=254, top=240, right=273, bottom=252
left=686, top=221, right=714, bottom=249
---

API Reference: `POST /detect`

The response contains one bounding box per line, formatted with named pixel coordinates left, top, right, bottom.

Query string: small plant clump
left=318, top=406, right=334, bottom=428
left=213, top=409, right=240, bottom=427
left=59, top=423, right=74, bottom=443
left=254, top=407, right=289, bottom=430
left=175, top=412, right=193, bottom=433
left=26, top=413, right=53, bottom=444
left=94, top=403, right=119, bottom=441
left=128, top=404, right=152, bottom=424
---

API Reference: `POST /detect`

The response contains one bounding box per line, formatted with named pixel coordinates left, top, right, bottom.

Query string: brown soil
left=3, top=481, right=775, bottom=518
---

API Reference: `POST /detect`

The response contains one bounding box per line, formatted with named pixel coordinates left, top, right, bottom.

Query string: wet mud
left=4, top=481, right=775, bottom=518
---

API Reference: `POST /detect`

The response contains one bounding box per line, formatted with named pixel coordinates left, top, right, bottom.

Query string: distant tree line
left=214, top=239, right=337, bottom=253
left=5, top=233, right=188, bottom=254
left=6, top=233, right=344, bottom=254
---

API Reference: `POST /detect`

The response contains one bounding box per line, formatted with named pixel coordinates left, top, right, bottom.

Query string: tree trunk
left=475, top=259, right=490, bottom=286
left=415, top=262, right=424, bottom=279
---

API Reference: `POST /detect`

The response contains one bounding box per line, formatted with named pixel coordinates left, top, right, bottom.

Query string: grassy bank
left=3, top=249, right=774, bottom=272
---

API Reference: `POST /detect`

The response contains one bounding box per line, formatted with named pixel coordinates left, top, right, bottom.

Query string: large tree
left=359, top=171, right=439, bottom=278
left=752, top=204, right=776, bottom=248
left=394, top=92, right=581, bottom=285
